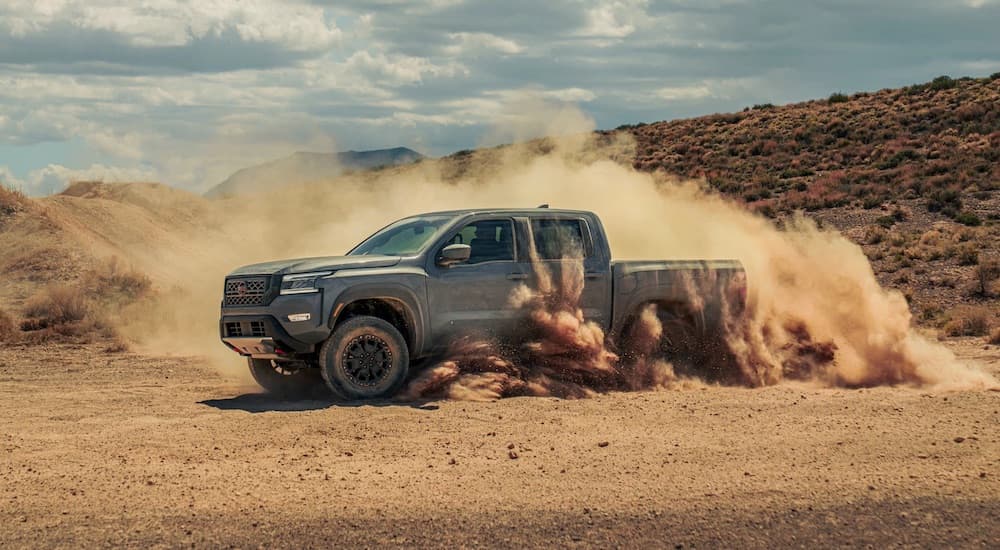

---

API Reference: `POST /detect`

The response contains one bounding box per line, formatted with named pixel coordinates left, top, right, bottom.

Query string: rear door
left=527, top=216, right=612, bottom=329
left=425, top=216, right=529, bottom=340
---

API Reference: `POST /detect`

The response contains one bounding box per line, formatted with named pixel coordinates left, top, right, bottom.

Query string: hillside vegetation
left=617, top=75, right=1000, bottom=338
left=620, top=74, right=999, bottom=222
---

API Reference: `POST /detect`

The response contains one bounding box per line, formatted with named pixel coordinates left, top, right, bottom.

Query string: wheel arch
left=328, top=285, right=425, bottom=356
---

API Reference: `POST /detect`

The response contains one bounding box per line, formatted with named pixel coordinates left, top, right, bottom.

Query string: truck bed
left=610, top=259, right=745, bottom=336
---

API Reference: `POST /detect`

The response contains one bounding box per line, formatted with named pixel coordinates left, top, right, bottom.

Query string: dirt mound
left=0, top=182, right=228, bottom=346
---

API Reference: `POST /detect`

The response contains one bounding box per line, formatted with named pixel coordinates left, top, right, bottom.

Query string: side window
left=530, top=218, right=588, bottom=260
left=446, top=219, right=515, bottom=264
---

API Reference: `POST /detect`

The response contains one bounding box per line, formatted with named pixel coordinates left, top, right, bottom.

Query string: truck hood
left=228, top=255, right=401, bottom=276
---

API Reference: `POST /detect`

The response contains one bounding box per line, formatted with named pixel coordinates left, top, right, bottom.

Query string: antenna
left=537, top=203, right=549, bottom=208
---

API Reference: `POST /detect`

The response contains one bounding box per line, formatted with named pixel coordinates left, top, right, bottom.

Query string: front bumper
left=220, top=276, right=342, bottom=358
left=220, top=296, right=326, bottom=358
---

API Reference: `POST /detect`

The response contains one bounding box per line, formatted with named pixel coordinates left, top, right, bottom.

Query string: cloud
left=344, top=50, right=469, bottom=85
left=0, top=163, right=159, bottom=196
left=578, top=0, right=650, bottom=39
left=0, top=165, right=25, bottom=190
left=443, top=32, right=523, bottom=56
left=1, top=1, right=342, bottom=51
left=656, top=84, right=714, bottom=101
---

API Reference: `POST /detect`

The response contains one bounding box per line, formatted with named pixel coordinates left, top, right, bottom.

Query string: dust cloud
left=402, top=240, right=701, bottom=401
left=127, top=104, right=994, bottom=394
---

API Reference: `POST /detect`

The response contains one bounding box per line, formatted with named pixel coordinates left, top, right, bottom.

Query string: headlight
left=280, top=271, right=332, bottom=295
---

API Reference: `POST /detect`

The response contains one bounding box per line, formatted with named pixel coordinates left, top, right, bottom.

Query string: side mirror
left=438, top=243, right=471, bottom=266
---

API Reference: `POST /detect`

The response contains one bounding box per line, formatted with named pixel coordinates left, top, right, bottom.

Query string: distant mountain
left=204, top=147, right=425, bottom=198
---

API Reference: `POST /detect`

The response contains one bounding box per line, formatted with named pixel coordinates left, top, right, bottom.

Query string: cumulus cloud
left=656, top=84, right=714, bottom=101
left=443, top=32, right=523, bottom=56
left=578, top=0, right=650, bottom=38
left=0, top=0, right=341, bottom=51
left=344, top=50, right=469, bottom=85
left=1, top=0, right=999, bottom=192
left=0, top=163, right=158, bottom=196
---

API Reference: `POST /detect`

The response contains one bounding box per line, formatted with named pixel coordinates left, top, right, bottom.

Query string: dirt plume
left=402, top=264, right=702, bottom=401
left=120, top=122, right=993, bottom=392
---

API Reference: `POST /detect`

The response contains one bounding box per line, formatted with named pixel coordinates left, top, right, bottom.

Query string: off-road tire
left=657, top=308, right=737, bottom=383
left=247, top=358, right=324, bottom=397
left=656, top=309, right=702, bottom=368
left=319, top=315, right=409, bottom=400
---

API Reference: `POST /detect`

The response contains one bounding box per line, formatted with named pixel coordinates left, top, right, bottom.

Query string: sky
left=1, top=0, right=999, bottom=195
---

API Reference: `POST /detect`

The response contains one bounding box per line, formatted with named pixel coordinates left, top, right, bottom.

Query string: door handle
left=507, top=273, right=527, bottom=280
left=584, top=272, right=602, bottom=279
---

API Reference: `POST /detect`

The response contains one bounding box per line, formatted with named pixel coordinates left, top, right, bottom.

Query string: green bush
left=954, top=212, right=982, bottom=226
left=876, top=215, right=897, bottom=228
left=828, top=92, right=849, bottom=104
left=877, top=149, right=918, bottom=170
left=926, top=189, right=962, bottom=216
left=928, top=75, right=956, bottom=91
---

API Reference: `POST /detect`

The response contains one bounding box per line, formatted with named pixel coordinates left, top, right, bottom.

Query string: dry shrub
left=0, top=307, right=17, bottom=342
left=864, top=226, right=886, bottom=245
left=942, top=306, right=991, bottom=337
left=84, top=256, right=152, bottom=303
left=15, top=261, right=153, bottom=346
left=103, top=337, right=131, bottom=353
left=22, top=285, right=90, bottom=325
left=0, top=183, right=27, bottom=216
left=19, top=285, right=115, bottom=343
left=974, top=256, right=1000, bottom=296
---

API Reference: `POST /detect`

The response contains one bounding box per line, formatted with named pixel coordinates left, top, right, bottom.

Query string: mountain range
left=204, top=147, right=424, bottom=198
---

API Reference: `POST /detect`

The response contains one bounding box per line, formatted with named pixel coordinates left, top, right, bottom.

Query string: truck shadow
left=198, top=393, right=441, bottom=413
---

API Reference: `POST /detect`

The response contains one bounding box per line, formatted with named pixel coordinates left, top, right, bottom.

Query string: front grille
left=225, top=320, right=270, bottom=338
left=224, top=277, right=268, bottom=307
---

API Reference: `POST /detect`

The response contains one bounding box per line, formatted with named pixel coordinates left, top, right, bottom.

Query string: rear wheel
left=247, top=358, right=324, bottom=397
left=656, top=309, right=702, bottom=369
left=319, top=316, right=410, bottom=400
left=657, top=308, right=737, bottom=382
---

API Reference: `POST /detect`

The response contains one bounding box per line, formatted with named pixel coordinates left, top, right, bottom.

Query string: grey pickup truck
left=220, top=207, right=745, bottom=399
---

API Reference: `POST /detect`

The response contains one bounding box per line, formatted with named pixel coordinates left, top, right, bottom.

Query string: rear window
left=530, top=218, right=588, bottom=259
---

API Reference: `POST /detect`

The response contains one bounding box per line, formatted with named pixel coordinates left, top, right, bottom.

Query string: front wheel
left=247, top=358, right=324, bottom=397
left=319, top=316, right=410, bottom=400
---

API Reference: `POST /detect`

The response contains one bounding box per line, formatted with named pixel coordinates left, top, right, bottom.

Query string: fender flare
left=326, top=283, right=428, bottom=357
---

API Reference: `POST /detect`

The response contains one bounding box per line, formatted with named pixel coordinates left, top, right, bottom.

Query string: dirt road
left=1, top=342, right=997, bottom=548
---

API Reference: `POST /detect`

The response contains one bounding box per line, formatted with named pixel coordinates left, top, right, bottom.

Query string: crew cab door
left=526, top=216, right=612, bottom=330
left=425, top=216, right=528, bottom=341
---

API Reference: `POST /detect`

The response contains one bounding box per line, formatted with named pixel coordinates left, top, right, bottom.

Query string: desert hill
left=611, top=74, right=1000, bottom=336
left=0, top=182, right=226, bottom=309
left=620, top=74, right=999, bottom=220
left=204, top=147, right=425, bottom=198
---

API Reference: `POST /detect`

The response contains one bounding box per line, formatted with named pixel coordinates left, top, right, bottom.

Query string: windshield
left=349, top=215, right=455, bottom=256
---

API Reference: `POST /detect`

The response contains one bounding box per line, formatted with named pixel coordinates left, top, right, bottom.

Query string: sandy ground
left=1, top=341, right=997, bottom=549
